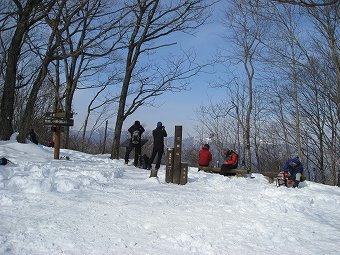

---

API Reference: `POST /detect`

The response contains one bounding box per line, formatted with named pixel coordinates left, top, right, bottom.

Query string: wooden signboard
left=165, top=148, right=174, bottom=183
left=44, top=111, right=74, bottom=127
left=43, top=111, right=74, bottom=159
left=172, top=126, right=182, bottom=184
left=180, top=162, right=188, bottom=185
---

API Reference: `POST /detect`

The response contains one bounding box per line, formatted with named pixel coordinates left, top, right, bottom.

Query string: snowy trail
left=1, top=139, right=340, bottom=254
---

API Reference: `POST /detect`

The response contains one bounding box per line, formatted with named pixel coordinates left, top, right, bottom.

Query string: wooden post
left=102, top=120, right=108, bottom=154
left=54, top=126, right=61, bottom=160
left=180, top=162, right=188, bottom=185
left=165, top=148, right=174, bottom=183
left=172, top=126, right=182, bottom=184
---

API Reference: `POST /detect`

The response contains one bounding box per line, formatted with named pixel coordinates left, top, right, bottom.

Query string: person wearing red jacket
left=198, top=144, right=212, bottom=167
left=220, top=149, right=239, bottom=176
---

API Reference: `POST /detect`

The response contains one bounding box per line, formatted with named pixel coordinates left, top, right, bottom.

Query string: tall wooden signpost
left=165, top=125, right=188, bottom=185
left=165, top=148, right=174, bottom=183
left=44, top=111, right=74, bottom=159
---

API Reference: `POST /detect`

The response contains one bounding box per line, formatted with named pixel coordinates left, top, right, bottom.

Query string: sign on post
left=172, top=126, right=182, bottom=184
left=180, top=162, right=188, bottom=185
left=44, top=112, right=74, bottom=126
left=165, top=148, right=174, bottom=183
left=44, top=111, right=74, bottom=159
left=165, top=125, right=188, bottom=185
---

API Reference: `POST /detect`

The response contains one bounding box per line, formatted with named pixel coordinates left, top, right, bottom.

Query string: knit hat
left=157, top=122, right=162, bottom=128
left=134, top=120, right=140, bottom=126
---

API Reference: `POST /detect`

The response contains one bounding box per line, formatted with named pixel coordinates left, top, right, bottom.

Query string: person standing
left=148, top=122, right=167, bottom=177
left=125, top=120, right=145, bottom=167
left=198, top=144, right=212, bottom=167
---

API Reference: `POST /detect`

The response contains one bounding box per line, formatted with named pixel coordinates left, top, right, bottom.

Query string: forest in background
left=0, top=0, right=339, bottom=186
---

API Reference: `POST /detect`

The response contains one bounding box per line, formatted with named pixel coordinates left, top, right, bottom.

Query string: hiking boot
left=293, top=180, right=300, bottom=188
left=149, top=169, right=158, bottom=178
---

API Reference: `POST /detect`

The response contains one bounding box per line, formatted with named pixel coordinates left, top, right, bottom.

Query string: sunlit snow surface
left=1, top=134, right=339, bottom=255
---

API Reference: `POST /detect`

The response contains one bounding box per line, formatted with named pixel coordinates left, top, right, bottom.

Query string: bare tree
left=110, top=0, right=214, bottom=159
left=56, top=0, right=129, bottom=148
left=223, top=0, right=265, bottom=171
left=195, top=99, right=236, bottom=162
left=0, top=0, right=57, bottom=140
left=17, top=0, right=70, bottom=143
left=273, top=0, right=339, bottom=7
left=80, top=80, right=119, bottom=152
left=305, top=3, right=340, bottom=185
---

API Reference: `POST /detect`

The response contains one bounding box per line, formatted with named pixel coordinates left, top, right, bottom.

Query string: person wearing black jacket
left=148, top=122, right=167, bottom=174
left=124, top=120, right=145, bottom=166
left=27, top=129, right=38, bottom=145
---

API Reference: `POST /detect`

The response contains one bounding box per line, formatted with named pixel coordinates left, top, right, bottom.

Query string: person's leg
left=220, top=164, right=236, bottom=176
left=134, top=145, right=141, bottom=166
left=293, top=173, right=302, bottom=188
left=155, top=148, right=164, bottom=169
left=125, top=146, right=133, bottom=164
left=148, top=148, right=157, bottom=169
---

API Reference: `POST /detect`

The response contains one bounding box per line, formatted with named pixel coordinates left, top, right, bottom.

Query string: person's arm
left=140, top=126, right=145, bottom=134
left=296, top=163, right=303, bottom=173
left=283, top=161, right=290, bottom=172
left=162, top=128, right=167, bottom=137
left=226, top=153, right=237, bottom=164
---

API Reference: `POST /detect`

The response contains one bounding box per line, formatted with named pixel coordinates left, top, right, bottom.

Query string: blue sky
left=73, top=3, right=228, bottom=138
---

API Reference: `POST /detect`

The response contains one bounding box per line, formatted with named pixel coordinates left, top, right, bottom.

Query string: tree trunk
left=17, top=57, right=52, bottom=143
left=110, top=72, right=131, bottom=159
left=0, top=0, right=39, bottom=140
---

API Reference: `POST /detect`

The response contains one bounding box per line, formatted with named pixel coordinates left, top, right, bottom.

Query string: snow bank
left=0, top=139, right=339, bottom=255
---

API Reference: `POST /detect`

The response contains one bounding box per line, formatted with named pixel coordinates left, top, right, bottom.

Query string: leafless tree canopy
left=0, top=0, right=338, bottom=186
left=273, top=0, right=339, bottom=7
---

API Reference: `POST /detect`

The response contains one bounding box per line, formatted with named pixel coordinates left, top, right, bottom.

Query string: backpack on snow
left=0, top=157, right=8, bottom=165
left=139, top=154, right=150, bottom=169
left=131, top=130, right=141, bottom=145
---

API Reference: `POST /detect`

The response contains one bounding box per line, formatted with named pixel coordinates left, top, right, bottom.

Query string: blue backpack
left=0, top=157, right=8, bottom=165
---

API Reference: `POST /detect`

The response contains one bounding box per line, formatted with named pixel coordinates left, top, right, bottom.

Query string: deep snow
left=0, top=134, right=340, bottom=255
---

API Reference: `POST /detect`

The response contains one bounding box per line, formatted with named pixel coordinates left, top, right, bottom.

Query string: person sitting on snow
left=198, top=144, right=212, bottom=167
left=220, top=149, right=238, bottom=176
left=283, top=156, right=303, bottom=188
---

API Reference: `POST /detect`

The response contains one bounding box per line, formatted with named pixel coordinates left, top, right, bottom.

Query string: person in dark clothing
left=283, top=156, right=303, bottom=188
left=27, top=129, right=38, bottom=145
left=220, top=149, right=238, bottom=176
left=124, top=121, right=145, bottom=167
left=198, top=144, right=212, bottom=167
left=148, top=122, right=167, bottom=173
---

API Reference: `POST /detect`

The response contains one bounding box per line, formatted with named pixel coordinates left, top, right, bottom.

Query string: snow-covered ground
left=1, top=134, right=340, bottom=255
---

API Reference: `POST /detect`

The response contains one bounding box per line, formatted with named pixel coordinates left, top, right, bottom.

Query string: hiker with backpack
left=220, top=149, right=239, bottom=176
left=148, top=122, right=167, bottom=177
left=124, top=120, right=145, bottom=167
left=283, top=156, right=304, bottom=188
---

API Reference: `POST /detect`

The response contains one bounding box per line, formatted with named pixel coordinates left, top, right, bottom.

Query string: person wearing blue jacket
left=283, top=156, right=303, bottom=188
